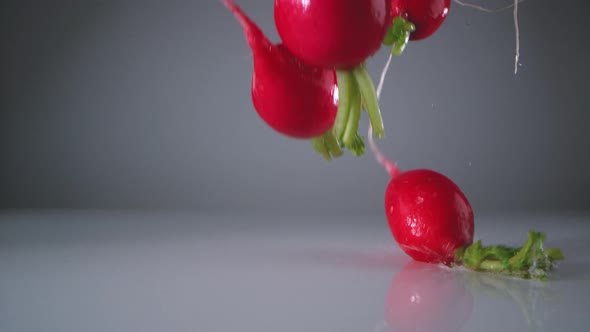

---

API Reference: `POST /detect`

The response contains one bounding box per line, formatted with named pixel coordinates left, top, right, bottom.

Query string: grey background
left=1, top=0, right=589, bottom=216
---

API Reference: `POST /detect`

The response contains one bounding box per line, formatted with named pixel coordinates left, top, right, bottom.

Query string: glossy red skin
left=384, top=169, right=474, bottom=265
left=223, top=0, right=337, bottom=138
left=274, top=0, right=392, bottom=69
left=385, top=261, right=474, bottom=332
left=391, top=0, right=450, bottom=41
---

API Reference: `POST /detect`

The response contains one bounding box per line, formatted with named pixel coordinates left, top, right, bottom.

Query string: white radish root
left=454, top=0, right=524, bottom=74
left=368, top=0, right=527, bottom=172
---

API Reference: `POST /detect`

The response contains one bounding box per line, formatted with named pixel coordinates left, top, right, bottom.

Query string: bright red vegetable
left=274, top=0, right=392, bottom=69
left=273, top=0, right=392, bottom=156
left=373, top=150, right=563, bottom=277
left=384, top=168, right=475, bottom=265
left=221, top=0, right=338, bottom=139
left=391, top=0, right=451, bottom=41
left=385, top=261, right=474, bottom=332
left=364, top=1, right=562, bottom=278
left=368, top=119, right=563, bottom=277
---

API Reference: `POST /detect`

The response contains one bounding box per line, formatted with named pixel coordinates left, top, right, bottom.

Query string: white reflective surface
left=1, top=211, right=589, bottom=332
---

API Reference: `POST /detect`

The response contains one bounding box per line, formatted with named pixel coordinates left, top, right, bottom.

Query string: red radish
left=273, top=0, right=392, bottom=156
left=221, top=0, right=338, bottom=139
left=370, top=66, right=473, bottom=265
left=274, top=0, right=392, bottom=69
left=368, top=53, right=563, bottom=278
left=384, top=168, right=474, bottom=265
left=372, top=138, right=563, bottom=276
left=385, top=261, right=474, bottom=332
left=391, top=0, right=451, bottom=41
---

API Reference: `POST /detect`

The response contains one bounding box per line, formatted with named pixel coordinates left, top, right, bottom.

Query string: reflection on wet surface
left=384, top=262, right=474, bottom=332
left=379, top=261, right=564, bottom=332
left=0, top=212, right=588, bottom=332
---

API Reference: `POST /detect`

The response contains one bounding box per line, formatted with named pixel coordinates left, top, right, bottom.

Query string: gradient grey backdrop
left=1, top=0, right=589, bottom=216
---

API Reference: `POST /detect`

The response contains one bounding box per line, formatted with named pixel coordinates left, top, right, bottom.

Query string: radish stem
left=367, top=53, right=401, bottom=178
left=348, top=133, right=366, bottom=156
left=311, top=136, right=331, bottom=160
left=353, top=65, right=384, bottom=138
left=478, top=260, right=507, bottom=272
left=456, top=230, right=564, bottom=280
left=383, top=17, right=415, bottom=55
left=334, top=71, right=354, bottom=139
left=342, top=84, right=362, bottom=147
left=323, top=130, right=343, bottom=157
left=312, top=130, right=344, bottom=160
left=314, top=67, right=379, bottom=158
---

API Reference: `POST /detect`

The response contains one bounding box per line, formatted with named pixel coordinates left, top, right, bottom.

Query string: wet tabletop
left=1, top=211, right=589, bottom=332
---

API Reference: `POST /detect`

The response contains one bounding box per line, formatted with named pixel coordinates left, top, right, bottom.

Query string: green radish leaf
left=382, top=26, right=396, bottom=46
left=387, top=17, right=415, bottom=56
